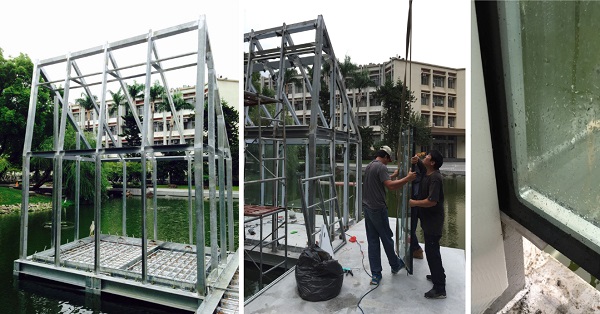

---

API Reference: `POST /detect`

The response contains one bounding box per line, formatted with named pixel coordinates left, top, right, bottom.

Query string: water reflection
left=0, top=196, right=238, bottom=313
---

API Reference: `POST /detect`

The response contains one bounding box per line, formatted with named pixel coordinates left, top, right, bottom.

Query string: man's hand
left=411, top=155, right=420, bottom=164
left=405, top=171, right=417, bottom=182
left=409, top=199, right=416, bottom=207
left=391, top=168, right=399, bottom=179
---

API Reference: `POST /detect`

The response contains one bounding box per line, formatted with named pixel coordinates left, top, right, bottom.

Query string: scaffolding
left=14, top=16, right=237, bottom=312
left=243, top=15, right=362, bottom=290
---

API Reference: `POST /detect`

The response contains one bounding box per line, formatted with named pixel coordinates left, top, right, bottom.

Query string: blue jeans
left=364, top=206, right=401, bottom=275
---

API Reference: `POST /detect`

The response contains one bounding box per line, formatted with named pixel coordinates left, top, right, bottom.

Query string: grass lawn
left=0, top=186, right=52, bottom=205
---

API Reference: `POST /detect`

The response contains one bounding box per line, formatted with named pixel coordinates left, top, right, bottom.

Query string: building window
left=448, top=76, right=456, bottom=89
left=421, top=72, right=430, bottom=85
left=295, top=102, right=303, bottom=111
left=433, top=115, right=444, bottom=127
left=153, top=122, right=162, bottom=132
left=448, top=96, right=456, bottom=108
left=371, top=114, right=380, bottom=126
left=358, top=116, right=367, bottom=126
left=448, top=116, right=456, bottom=128
left=433, top=75, right=445, bottom=88
left=421, top=92, right=430, bottom=106
left=433, top=94, right=445, bottom=107
left=421, top=114, right=430, bottom=123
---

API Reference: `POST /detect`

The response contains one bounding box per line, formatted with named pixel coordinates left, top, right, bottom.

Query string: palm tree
left=283, top=67, right=303, bottom=95
left=148, top=81, right=165, bottom=144
left=351, top=68, right=376, bottom=115
left=75, top=92, right=97, bottom=132
left=126, top=81, right=145, bottom=115
left=162, top=92, right=194, bottom=144
left=108, top=89, right=126, bottom=141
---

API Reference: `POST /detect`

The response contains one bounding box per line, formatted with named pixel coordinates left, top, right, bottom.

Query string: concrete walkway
left=245, top=218, right=465, bottom=313
left=112, top=187, right=239, bottom=198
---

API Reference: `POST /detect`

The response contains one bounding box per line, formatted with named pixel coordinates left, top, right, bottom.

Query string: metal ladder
left=243, top=99, right=288, bottom=289
left=298, top=173, right=346, bottom=253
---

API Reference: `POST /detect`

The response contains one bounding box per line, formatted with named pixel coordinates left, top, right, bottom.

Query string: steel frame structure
left=14, top=16, right=237, bottom=312
left=243, top=16, right=362, bottom=257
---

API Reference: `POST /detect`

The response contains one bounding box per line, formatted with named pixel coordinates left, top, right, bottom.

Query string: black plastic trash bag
left=295, top=245, right=344, bottom=301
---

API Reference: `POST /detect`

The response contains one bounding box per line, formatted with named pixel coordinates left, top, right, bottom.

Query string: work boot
left=424, top=287, right=446, bottom=299
left=413, top=248, right=424, bottom=259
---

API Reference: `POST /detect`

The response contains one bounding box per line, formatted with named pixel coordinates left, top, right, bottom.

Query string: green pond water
left=0, top=195, right=238, bottom=313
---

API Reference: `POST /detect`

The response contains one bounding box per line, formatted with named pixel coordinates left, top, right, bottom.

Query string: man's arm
left=409, top=198, right=437, bottom=208
left=384, top=171, right=416, bottom=191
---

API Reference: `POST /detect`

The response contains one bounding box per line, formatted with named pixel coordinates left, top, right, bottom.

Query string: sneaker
left=413, top=248, right=424, bottom=259
left=426, top=274, right=432, bottom=281
left=370, top=274, right=382, bottom=285
left=391, top=258, right=405, bottom=274
left=424, top=288, right=446, bottom=299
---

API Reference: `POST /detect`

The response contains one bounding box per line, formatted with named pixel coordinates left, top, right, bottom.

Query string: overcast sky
left=0, top=0, right=240, bottom=90
left=1, top=0, right=469, bottom=95
left=243, top=0, right=470, bottom=70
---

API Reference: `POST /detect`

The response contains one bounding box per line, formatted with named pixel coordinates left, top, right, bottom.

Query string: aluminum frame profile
left=16, top=15, right=236, bottom=308
left=243, top=15, right=362, bottom=241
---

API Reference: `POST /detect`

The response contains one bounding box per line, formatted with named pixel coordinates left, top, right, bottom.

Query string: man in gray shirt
left=363, top=145, right=416, bottom=285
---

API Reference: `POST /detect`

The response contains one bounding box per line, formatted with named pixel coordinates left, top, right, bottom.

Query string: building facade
left=69, top=78, right=239, bottom=146
left=289, top=58, right=466, bottom=159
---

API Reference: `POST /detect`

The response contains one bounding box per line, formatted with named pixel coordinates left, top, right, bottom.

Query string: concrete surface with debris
left=500, top=240, right=600, bottom=314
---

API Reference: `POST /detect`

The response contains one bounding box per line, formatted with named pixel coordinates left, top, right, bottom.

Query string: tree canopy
left=373, top=78, right=431, bottom=152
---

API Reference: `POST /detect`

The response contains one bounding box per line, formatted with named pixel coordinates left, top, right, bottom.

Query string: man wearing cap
left=363, top=145, right=416, bottom=285
left=410, top=150, right=446, bottom=299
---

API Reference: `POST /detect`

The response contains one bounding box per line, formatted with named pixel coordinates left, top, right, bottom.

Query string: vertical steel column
left=187, top=154, right=193, bottom=244
left=55, top=56, right=72, bottom=267
left=152, top=158, right=158, bottom=240
left=122, top=161, right=127, bottom=236
left=226, top=154, right=234, bottom=252
left=94, top=44, right=109, bottom=273
left=217, top=108, right=227, bottom=261
left=51, top=96, right=58, bottom=249
left=195, top=15, right=207, bottom=295
left=306, top=16, right=324, bottom=243
left=141, top=31, right=154, bottom=284
left=343, top=143, right=350, bottom=225
left=20, top=63, right=41, bottom=259
left=75, top=130, right=81, bottom=240
left=207, top=55, right=218, bottom=270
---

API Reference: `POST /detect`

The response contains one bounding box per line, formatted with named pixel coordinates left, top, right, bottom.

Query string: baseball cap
left=380, top=145, right=392, bottom=158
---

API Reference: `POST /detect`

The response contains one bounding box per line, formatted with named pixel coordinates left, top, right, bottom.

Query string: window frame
left=476, top=1, right=600, bottom=278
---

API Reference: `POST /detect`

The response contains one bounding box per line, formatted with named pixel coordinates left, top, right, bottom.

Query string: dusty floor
left=500, top=240, right=600, bottom=314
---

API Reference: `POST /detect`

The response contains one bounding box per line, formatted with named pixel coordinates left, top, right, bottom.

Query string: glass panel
left=502, top=1, right=600, bottom=250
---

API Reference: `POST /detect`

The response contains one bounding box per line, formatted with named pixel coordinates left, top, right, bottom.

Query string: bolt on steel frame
left=14, top=16, right=237, bottom=311
left=243, top=15, right=362, bottom=263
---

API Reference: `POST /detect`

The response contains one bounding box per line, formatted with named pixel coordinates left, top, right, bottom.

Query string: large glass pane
left=502, top=1, right=600, bottom=250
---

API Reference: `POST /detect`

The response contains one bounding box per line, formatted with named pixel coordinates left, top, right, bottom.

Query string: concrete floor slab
left=245, top=218, right=465, bottom=313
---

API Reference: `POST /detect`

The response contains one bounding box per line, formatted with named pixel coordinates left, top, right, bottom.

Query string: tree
left=204, top=99, right=239, bottom=184
left=75, top=92, right=97, bottom=132
left=171, top=92, right=194, bottom=143
left=0, top=49, right=53, bottom=169
left=358, top=125, right=376, bottom=160
left=126, top=81, right=144, bottom=114
left=108, top=89, right=126, bottom=139
left=373, top=79, right=418, bottom=151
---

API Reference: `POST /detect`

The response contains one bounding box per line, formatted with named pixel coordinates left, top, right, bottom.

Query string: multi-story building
left=289, top=57, right=466, bottom=159
left=69, top=78, right=239, bottom=146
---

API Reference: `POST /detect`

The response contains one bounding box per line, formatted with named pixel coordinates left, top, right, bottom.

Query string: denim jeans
left=424, top=234, right=446, bottom=291
left=364, top=205, right=400, bottom=275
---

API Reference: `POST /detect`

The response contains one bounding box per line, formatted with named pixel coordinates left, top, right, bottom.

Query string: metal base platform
left=13, top=235, right=237, bottom=312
